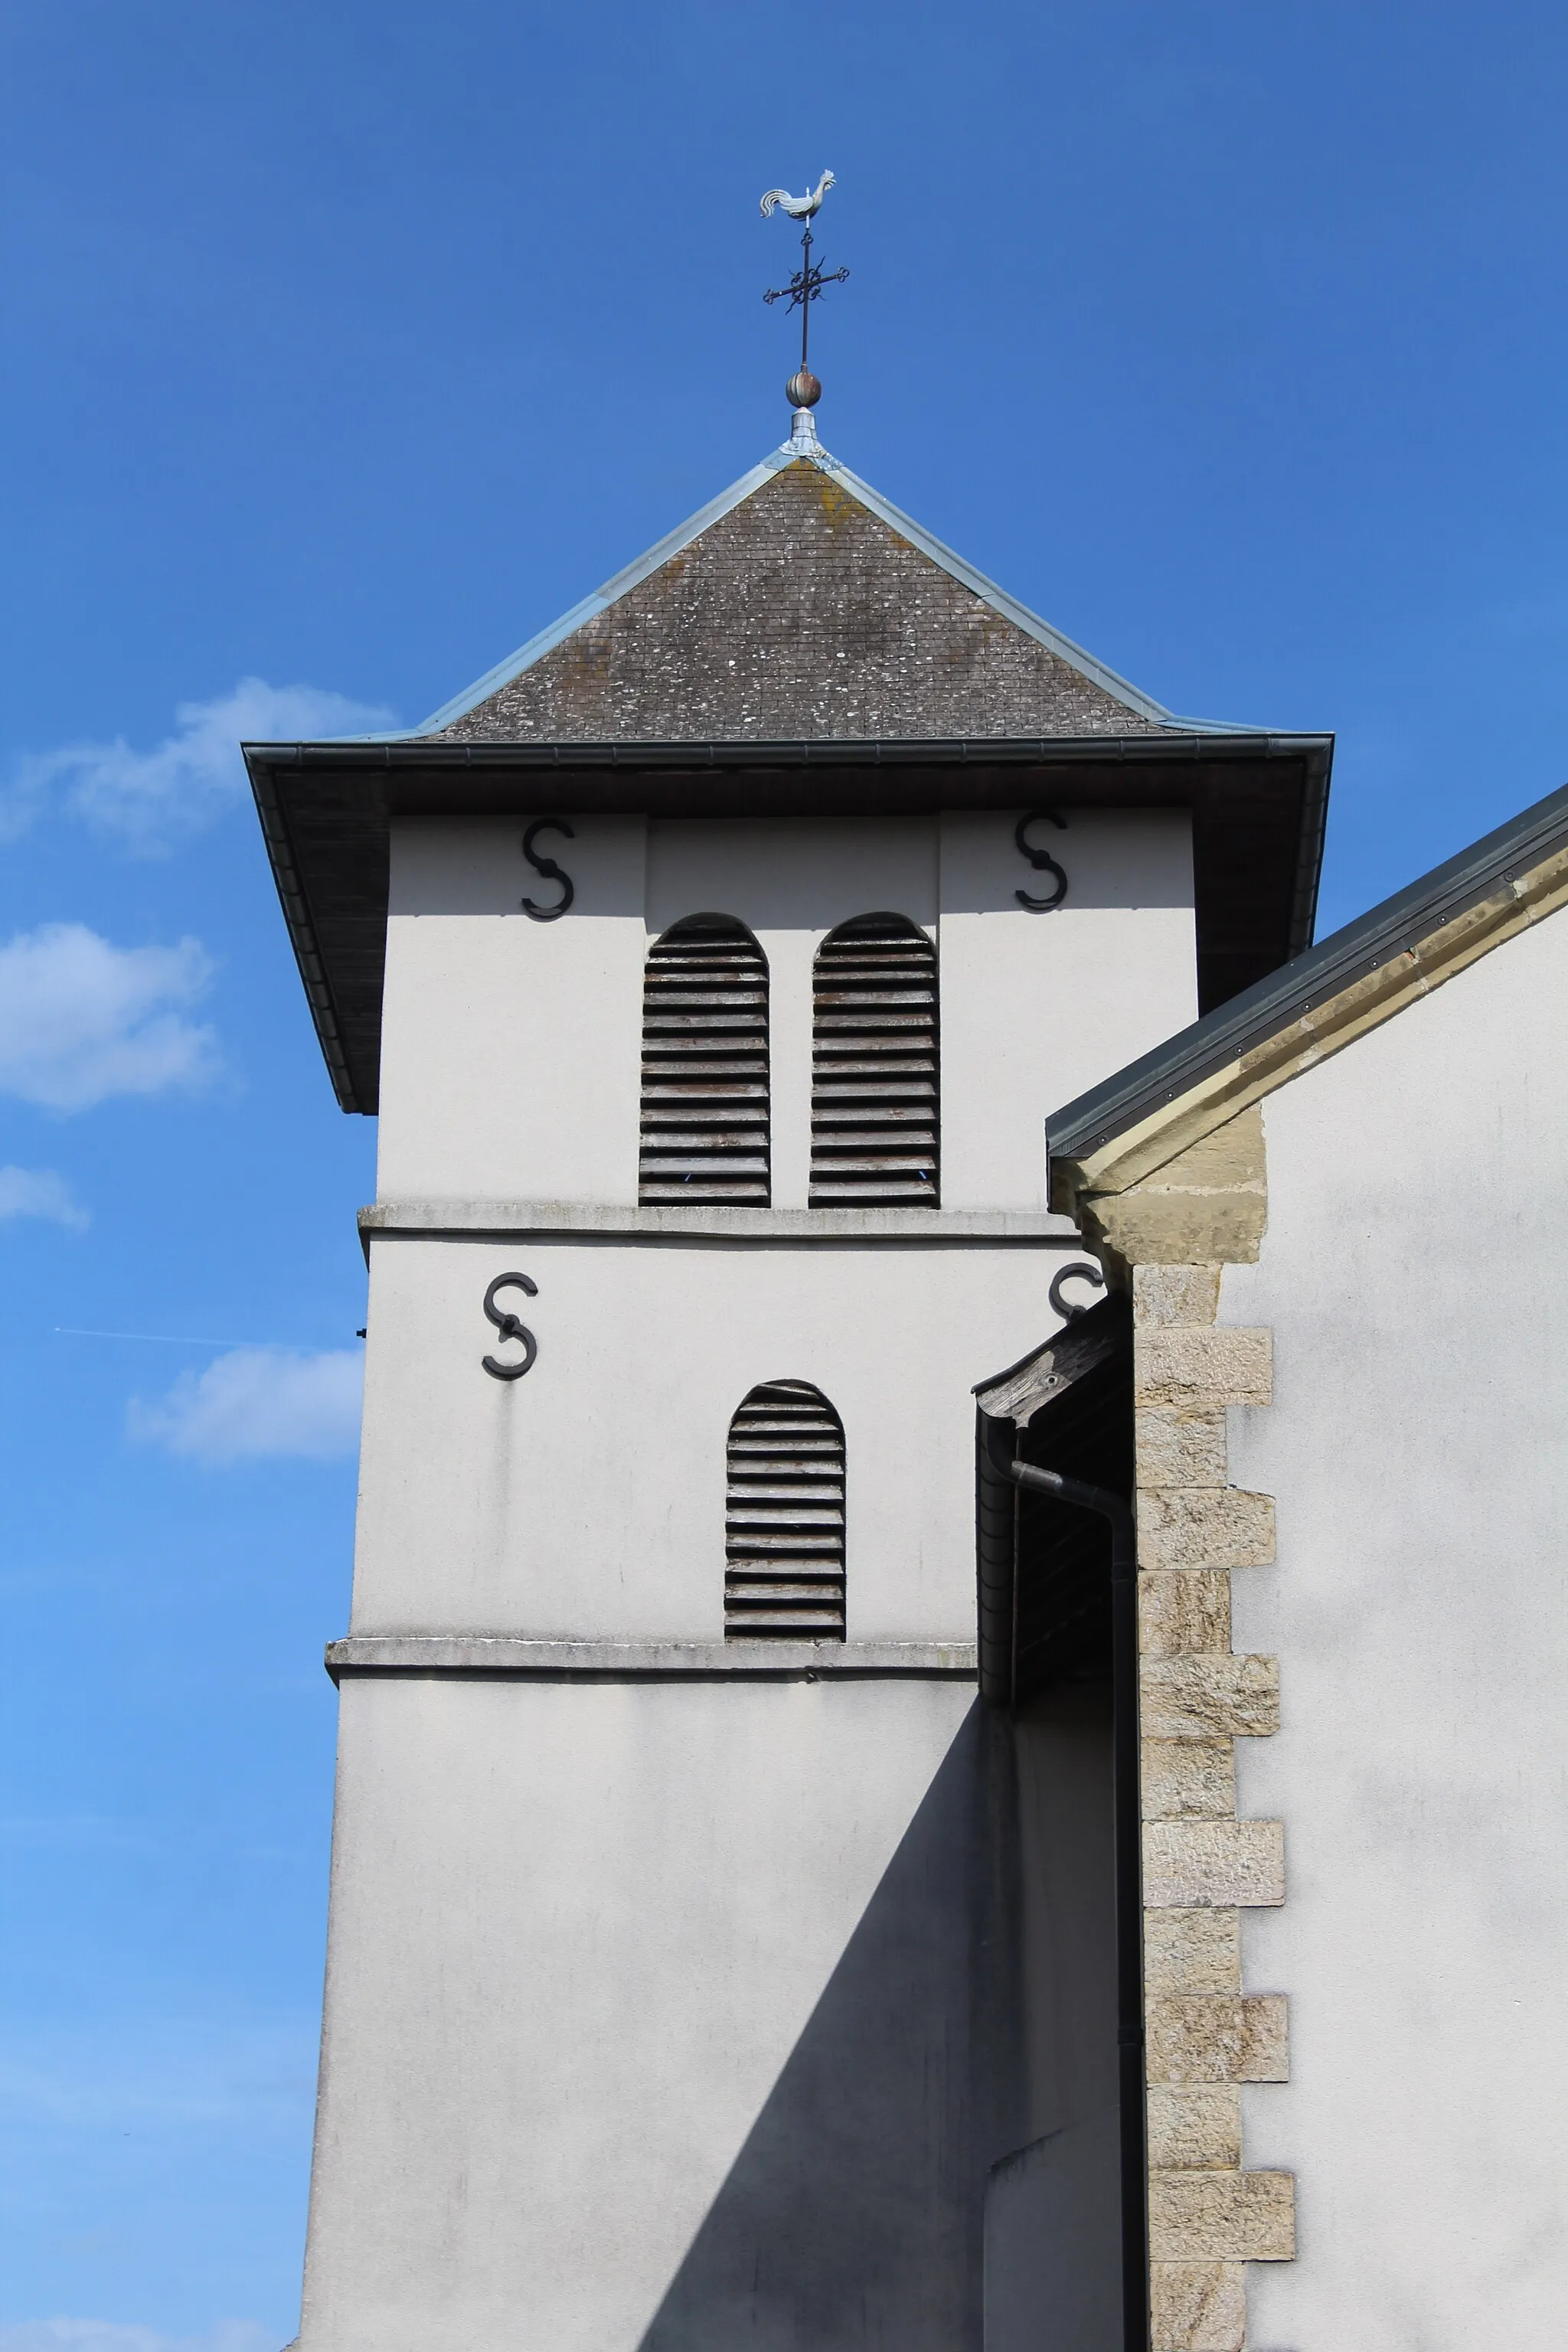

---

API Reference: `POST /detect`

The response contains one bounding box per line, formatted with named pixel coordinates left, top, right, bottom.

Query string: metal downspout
left=1007, top=1459, right=1149, bottom=2352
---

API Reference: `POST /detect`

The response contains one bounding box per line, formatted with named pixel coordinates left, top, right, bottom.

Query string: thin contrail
left=54, top=1326, right=314, bottom=1349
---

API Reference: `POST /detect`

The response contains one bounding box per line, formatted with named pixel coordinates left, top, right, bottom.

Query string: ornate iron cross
left=760, top=172, right=848, bottom=400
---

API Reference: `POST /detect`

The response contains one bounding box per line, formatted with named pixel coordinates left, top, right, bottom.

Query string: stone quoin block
left=1145, top=2084, right=1243, bottom=2169
left=1087, top=1109, right=1269, bottom=1265
left=1138, top=1570, right=1231, bottom=1658
left=1142, top=1908, right=1242, bottom=1995
left=1135, top=1406, right=1230, bottom=1488
left=1149, top=2260, right=1247, bottom=2352
left=1097, top=1191, right=1267, bottom=1269
left=1135, top=1326, right=1272, bottom=1412
left=1145, top=1994, right=1289, bottom=2084
left=1142, top=1740, right=1236, bottom=1820
left=1140, top=1654, right=1280, bottom=1741
left=1144, top=1818, right=1285, bottom=1909
left=1132, top=1264, right=1223, bottom=1328
left=1138, top=1488, right=1276, bottom=1573
left=1148, top=2168, right=1295, bottom=2263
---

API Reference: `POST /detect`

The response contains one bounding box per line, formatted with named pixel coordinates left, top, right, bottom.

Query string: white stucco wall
left=353, top=1234, right=1082, bottom=1642
left=310, top=800, right=1187, bottom=2347
left=374, top=811, right=1196, bottom=1212
left=938, top=811, right=1196, bottom=1212
left=377, top=816, right=649, bottom=1206
left=303, top=1676, right=970, bottom=2352
left=300, top=1677, right=1116, bottom=2352
left=1223, top=902, right=1568, bottom=2346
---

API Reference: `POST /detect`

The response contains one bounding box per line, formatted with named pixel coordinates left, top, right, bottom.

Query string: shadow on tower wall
left=637, top=1687, right=1118, bottom=2352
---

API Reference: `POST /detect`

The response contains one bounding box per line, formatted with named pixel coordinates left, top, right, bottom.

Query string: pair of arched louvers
left=639, top=913, right=939, bottom=1207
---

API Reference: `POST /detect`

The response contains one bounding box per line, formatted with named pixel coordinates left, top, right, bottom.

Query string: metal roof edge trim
left=1046, top=775, right=1568, bottom=1161
left=245, top=752, right=362, bottom=1113
left=315, top=436, right=1276, bottom=749
left=241, top=728, right=1333, bottom=774
left=1288, top=740, right=1333, bottom=956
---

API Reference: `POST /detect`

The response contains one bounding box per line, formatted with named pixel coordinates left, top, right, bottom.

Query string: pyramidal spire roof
left=358, top=422, right=1255, bottom=746
left=247, top=415, right=1333, bottom=1115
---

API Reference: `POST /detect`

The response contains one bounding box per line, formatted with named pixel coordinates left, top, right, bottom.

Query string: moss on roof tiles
left=426, top=460, right=1174, bottom=746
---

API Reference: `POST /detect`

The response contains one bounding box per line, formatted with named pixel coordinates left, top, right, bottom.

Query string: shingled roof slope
left=371, top=438, right=1256, bottom=746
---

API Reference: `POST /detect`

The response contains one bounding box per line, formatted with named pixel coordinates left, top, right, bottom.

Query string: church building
left=1044, top=776, right=1568, bottom=2350
left=247, top=390, right=1567, bottom=2351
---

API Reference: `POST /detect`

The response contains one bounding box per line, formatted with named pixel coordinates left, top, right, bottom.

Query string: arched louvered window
left=810, top=913, right=939, bottom=1206
left=725, top=1381, right=846, bottom=1639
left=639, top=916, right=769, bottom=1204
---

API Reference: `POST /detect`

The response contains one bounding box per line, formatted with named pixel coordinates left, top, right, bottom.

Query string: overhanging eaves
left=245, top=729, right=1332, bottom=1116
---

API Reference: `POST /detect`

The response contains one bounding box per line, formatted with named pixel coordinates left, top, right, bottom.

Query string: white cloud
left=4, top=677, right=395, bottom=851
left=0, top=925, right=219, bottom=1112
left=0, top=2320, right=281, bottom=2352
left=127, top=1347, right=364, bottom=1464
left=0, top=1166, right=87, bottom=1228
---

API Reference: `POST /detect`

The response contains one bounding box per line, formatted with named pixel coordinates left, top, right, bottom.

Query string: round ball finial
left=786, top=367, right=822, bottom=410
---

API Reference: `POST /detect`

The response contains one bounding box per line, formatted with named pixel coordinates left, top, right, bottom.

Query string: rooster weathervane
left=761, top=172, right=848, bottom=413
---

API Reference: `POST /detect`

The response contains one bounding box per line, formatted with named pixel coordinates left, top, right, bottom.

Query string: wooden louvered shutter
left=810, top=913, right=939, bottom=1206
left=639, top=916, right=769, bottom=1204
left=725, top=1381, right=846, bottom=1639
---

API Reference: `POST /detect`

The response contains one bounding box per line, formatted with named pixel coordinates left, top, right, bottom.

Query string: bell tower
left=248, top=402, right=1329, bottom=2351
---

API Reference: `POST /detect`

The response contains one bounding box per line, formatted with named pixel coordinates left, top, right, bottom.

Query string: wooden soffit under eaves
left=247, top=733, right=1332, bottom=1115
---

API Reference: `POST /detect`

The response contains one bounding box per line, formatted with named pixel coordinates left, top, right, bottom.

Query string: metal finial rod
left=761, top=172, right=848, bottom=410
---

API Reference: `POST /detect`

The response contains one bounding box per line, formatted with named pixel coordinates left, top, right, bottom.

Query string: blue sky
left=2, top=3, right=1566, bottom=2344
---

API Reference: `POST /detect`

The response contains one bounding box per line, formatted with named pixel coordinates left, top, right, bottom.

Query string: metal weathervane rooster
left=761, top=171, right=848, bottom=413
left=759, top=170, right=835, bottom=220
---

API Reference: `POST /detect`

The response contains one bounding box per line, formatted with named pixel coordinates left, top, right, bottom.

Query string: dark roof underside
left=975, top=1292, right=1133, bottom=1706
left=247, top=733, right=1331, bottom=1114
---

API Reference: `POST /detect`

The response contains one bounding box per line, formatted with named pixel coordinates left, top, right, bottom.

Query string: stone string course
left=1135, top=1259, right=1292, bottom=2352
